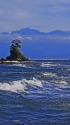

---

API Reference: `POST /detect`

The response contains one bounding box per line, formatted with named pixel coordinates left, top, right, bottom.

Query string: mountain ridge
left=0, top=28, right=70, bottom=36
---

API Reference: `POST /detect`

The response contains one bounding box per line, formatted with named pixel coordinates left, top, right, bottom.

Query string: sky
left=0, top=0, right=70, bottom=33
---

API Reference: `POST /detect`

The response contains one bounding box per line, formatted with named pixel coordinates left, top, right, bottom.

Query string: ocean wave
left=41, top=62, right=70, bottom=68
left=41, top=63, right=57, bottom=67
left=0, top=77, right=43, bottom=93
left=50, top=80, right=68, bottom=84
left=23, top=77, right=42, bottom=87
left=0, top=80, right=25, bottom=93
left=41, top=63, right=52, bottom=67
left=42, top=72, right=57, bottom=77
left=12, top=63, right=36, bottom=69
left=12, top=64, right=27, bottom=67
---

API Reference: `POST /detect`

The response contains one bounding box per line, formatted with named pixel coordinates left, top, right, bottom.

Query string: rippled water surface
left=0, top=60, right=70, bottom=125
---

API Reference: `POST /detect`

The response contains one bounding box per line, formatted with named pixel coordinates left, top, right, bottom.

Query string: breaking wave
left=0, top=81, right=25, bottom=93
left=41, top=62, right=57, bottom=67
left=0, top=77, right=43, bottom=93
left=13, top=64, right=26, bottom=67
left=0, top=76, right=69, bottom=94
left=42, top=72, right=57, bottom=77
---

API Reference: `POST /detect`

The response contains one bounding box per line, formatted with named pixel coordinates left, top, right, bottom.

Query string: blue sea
left=0, top=59, right=70, bottom=125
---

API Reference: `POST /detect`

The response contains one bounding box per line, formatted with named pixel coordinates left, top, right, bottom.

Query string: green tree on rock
left=6, top=39, right=29, bottom=61
left=11, top=39, right=21, bottom=49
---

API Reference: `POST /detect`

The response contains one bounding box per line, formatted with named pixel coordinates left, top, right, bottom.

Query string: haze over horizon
left=0, top=0, right=70, bottom=33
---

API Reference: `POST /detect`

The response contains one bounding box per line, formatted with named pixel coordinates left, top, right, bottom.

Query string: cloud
left=0, top=0, right=70, bottom=32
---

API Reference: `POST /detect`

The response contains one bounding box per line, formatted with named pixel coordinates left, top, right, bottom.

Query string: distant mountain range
left=0, top=27, right=70, bottom=36
left=0, top=28, right=70, bottom=59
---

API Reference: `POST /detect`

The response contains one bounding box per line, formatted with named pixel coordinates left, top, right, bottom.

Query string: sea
left=0, top=59, right=70, bottom=125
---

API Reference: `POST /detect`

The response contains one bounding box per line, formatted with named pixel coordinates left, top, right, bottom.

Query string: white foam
left=0, top=80, right=25, bottom=93
left=22, top=77, right=42, bottom=87
left=13, top=64, right=26, bottom=67
left=12, top=63, right=33, bottom=68
left=0, top=77, right=42, bottom=93
left=50, top=80, right=67, bottom=84
left=41, top=63, right=57, bottom=67
left=42, top=72, right=57, bottom=77
left=41, top=63, right=51, bottom=67
left=59, top=80, right=67, bottom=84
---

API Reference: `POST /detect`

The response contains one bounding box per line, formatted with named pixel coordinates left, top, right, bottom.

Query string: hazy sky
left=0, top=0, right=70, bottom=32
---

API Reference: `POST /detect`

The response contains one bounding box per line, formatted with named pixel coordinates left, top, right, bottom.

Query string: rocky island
left=0, top=39, right=29, bottom=64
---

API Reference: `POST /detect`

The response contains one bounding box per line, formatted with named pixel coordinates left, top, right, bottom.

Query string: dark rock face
left=6, top=48, right=28, bottom=61
left=6, top=54, right=28, bottom=61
